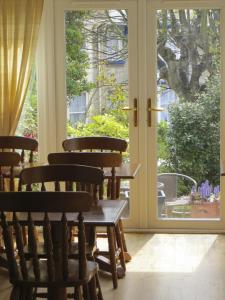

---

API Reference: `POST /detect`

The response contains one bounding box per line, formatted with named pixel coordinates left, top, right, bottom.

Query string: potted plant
left=190, top=180, right=220, bottom=218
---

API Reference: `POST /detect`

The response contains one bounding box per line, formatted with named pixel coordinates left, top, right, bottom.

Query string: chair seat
left=14, top=259, right=98, bottom=287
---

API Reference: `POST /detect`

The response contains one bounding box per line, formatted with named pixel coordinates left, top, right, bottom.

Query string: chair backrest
left=20, top=164, right=104, bottom=205
left=0, top=152, right=21, bottom=191
left=48, top=152, right=122, bottom=199
left=0, top=136, right=38, bottom=163
left=62, top=136, right=128, bottom=153
left=0, top=191, right=91, bottom=285
left=157, top=173, right=197, bottom=201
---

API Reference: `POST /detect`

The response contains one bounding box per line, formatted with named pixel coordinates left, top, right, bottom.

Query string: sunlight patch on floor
left=127, top=234, right=217, bottom=273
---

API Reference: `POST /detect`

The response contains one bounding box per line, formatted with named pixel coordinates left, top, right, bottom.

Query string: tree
left=157, top=9, right=220, bottom=102
left=65, top=11, right=95, bottom=103
left=80, top=9, right=220, bottom=103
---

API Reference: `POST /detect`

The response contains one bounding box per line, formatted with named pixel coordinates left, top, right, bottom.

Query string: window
left=104, top=24, right=127, bottom=64
left=68, top=93, right=87, bottom=124
left=16, top=67, right=38, bottom=140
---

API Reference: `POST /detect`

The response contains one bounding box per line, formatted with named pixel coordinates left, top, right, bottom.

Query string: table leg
left=107, top=226, right=118, bottom=289
left=115, top=224, right=126, bottom=272
left=119, top=219, right=132, bottom=262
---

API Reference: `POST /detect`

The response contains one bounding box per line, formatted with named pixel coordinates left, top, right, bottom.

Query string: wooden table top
left=104, top=162, right=141, bottom=179
left=17, top=200, right=128, bottom=226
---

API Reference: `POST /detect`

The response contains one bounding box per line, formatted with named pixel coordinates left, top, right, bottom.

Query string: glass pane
left=156, top=9, right=221, bottom=220
left=17, top=68, right=38, bottom=140
left=65, top=10, right=129, bottom=144
left=64, top=10, right=130, bottom=207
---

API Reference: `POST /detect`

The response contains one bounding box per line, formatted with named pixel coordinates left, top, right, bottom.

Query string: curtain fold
left=0, top=0, right=44, bottom=135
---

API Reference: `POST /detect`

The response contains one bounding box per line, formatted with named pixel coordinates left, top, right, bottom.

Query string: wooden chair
left=48, top=152, right=125, bottom=289
left=0, top=152, right=21, bottom=269
left=62, top=137, right=129, bottom=262
left=48, top=152, right=122, bottom=200
left=0, top=136, right=38, bottom=164
left=19, top=164, right=104, bottom=243
left=0, top=136, right=38, bottom=191
left=62, top=136, right=128, bottom=199
left=62, top=136, right=128, bottom=154
left=0, top=152, right=21, bottom=191
left=0, top=191, right=102, bottom=300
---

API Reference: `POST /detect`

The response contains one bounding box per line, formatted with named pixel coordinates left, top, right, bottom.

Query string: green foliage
left=17, top=70, right=38, bottom=139
left=94, top=66, right=128, bottom=125
left=65, top=11, right=95, bottom=102
left=164, top=72, right=220, bottom=185
left=67, top=114, right=128, bottom=139
left=157, top=121, right=169, bottom=171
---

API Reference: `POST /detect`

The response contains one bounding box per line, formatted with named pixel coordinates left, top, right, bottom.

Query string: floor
left=1, top=233, right=225, bottom=299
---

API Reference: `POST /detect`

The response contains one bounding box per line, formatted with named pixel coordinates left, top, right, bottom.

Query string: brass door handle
left=122, top=107, right=137, bottom=111
left=148, top=107, right=164, bottom=112
left=122, top=98, right=138, bottom=127
left=147, top=98, right=164, bottom=127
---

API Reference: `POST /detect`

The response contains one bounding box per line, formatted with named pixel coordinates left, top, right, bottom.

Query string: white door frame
left=53, top=0, right=140, bottom=228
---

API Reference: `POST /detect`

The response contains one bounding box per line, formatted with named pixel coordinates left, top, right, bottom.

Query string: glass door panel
left=155, top=8, right=221, bottom=221
left=64, top=9, right=131, bottom=206
left=65, top=10, right=129, bottom=143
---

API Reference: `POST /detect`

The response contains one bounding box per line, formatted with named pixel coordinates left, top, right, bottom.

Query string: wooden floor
left=1, top=233, right=225, bottom=299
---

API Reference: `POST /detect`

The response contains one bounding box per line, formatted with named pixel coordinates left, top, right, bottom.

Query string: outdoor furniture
left=0, top=191, right=103, bottom=300
left=48, top=152, right=125, bottom=289
left=157, top=173, right=197, bottom=217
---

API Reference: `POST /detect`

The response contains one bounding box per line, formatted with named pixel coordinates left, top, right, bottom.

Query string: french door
left=52, top=0, right=225, bottom=231
left=147, top=0, right=225, bottom=230
left=53, top=0, right=140, bottom=228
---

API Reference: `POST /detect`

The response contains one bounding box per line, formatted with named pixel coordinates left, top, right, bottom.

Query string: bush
left=67, top=114, right=129, bottom=140
left=164, top=73, right=220, bottom=185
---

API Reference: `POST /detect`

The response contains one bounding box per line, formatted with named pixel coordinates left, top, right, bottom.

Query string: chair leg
left=11, top=286, right=33, bottom=300
left=74, top=286, right=83, bottom=300
left=95, top=273, right=104, bottom=300
left=107, top=226, right=118, bottom=289
left=83, top=284, right=90, bottom=300
left=89, top=276, right=98, bottom=300
left=115, top=224, right=126, bottom=273
left=22, top=226, right=27, bottom=245
left=10, top=286, right=21, bottom=300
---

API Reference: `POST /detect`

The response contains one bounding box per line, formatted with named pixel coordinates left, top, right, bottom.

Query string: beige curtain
left=0, top=0, right=44, bottom=135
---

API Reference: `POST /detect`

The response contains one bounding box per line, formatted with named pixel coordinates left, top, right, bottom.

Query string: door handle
left=122, top=98, right=138, bottom=127
left=147, top=98, right=164, bottom=127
